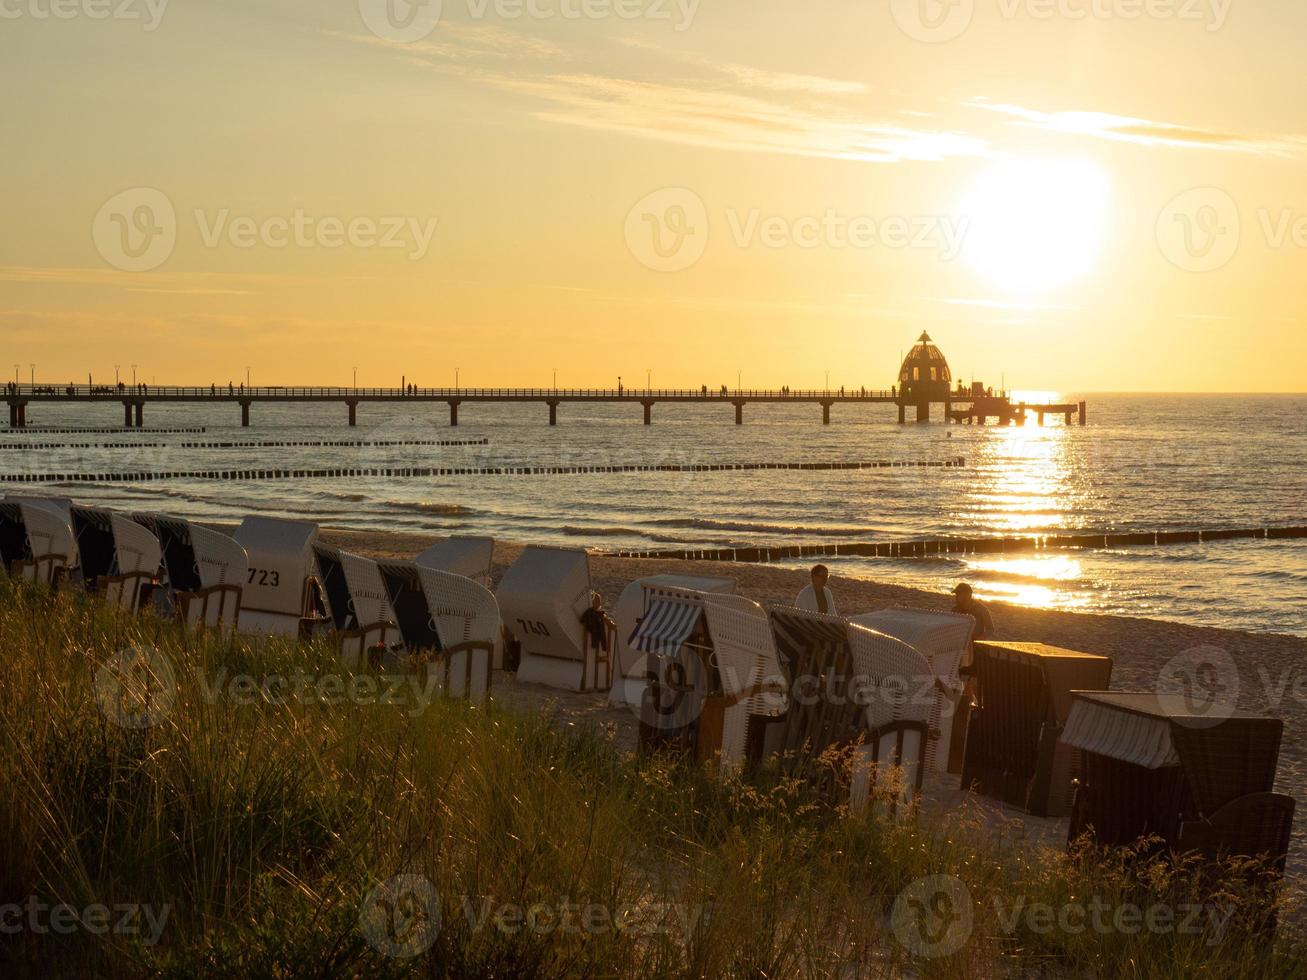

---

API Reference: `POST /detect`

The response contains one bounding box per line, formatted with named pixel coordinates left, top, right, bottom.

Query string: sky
left=2, top=0, right=1306, bottom=392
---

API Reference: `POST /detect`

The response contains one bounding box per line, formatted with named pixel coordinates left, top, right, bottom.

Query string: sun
left=959, top=156, right=1112, bottom=295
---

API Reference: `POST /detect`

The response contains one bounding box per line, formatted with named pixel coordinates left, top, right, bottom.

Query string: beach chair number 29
left=515, top=619, right=551, bottom=637
left=247, top=568, right=280, bottom=587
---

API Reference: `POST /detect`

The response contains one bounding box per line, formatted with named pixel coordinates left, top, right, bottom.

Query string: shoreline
left=319, top=524, right=1307, bottom=878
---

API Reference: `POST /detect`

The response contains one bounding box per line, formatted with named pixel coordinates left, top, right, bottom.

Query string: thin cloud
left=970, top=100, right=1302, bottom=156
left=507, top=74, right=985, bottom=163
left=615, top=37, right=868, bottom=95
left=332, top=29, right=985, bottom=164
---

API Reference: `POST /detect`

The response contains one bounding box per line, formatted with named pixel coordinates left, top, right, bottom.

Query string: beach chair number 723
left=515, top=619, right=551, bottom=637
left=247, top=568, right=280, bottom=587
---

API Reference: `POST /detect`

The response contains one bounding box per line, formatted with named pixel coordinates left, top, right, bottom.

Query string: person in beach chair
left=796, top=564, right=837, bottom=615
left=498, top=546, right=613, bottom=692
left=580, top=592, right=614, bottom=655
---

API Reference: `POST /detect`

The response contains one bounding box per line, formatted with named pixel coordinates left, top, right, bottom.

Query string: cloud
left=614, top=37, right=868, bottom=95
left=970, top=100, right=1303, bottom=156
left=331, top=29, right=985, bottom=164
left=326, top=23, right=566, bottom=61
left=502, top=73, right=986, bottom=163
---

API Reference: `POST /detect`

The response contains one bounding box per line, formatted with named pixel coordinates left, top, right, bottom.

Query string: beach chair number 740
left=247, top=568, right=280, bottom=587
left=515, top=619, right=551, bottom=637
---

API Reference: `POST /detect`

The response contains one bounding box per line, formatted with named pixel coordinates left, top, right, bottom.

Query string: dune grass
left=0, top=577, right=1304, bottom=978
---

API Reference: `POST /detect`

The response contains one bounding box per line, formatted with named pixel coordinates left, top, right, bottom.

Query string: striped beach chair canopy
left=630, top=594, right=704, bottom=657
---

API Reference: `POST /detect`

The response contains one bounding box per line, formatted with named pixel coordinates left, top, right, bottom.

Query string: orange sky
left=2, top=0, right=1305, bottom=391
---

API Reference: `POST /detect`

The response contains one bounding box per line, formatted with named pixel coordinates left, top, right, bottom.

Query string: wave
left=382, top=500, right=478, bottom=517
left=646, top=517, right=876, bottom=536
left=561, top=525, right=646, bottom=538
left=321, top=491, right=367, bottom=503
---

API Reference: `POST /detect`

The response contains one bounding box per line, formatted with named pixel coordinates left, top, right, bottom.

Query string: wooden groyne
left=1, top=427, right=207, bottom=435
left=0, top=438, right=491, bottom=451
left=0, top=457, right=967, bottom=484
left=608, top=526, right=1307, bottom=562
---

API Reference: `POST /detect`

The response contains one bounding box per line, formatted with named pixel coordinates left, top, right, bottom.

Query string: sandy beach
left=321, top=526, right=1307, bottom=879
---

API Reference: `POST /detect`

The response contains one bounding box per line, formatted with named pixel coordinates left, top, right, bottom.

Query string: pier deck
left=3, top=385, right=1087, bottom=429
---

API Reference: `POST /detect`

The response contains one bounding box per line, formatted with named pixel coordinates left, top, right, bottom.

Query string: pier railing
left=7, top=384, right=900, bottom=401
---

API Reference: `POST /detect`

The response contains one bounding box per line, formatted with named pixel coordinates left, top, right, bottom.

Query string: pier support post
left=916, top=401, right=929, bottom=423
left=821, top=400, right=831, bottom=425
left=240, top=400, right=250, bottom=427
left=347, top=400, right=357, bottom=427
left=733, top=400, right=744, bottom=425
left=547, top=400, right=558, bottom=426
left=16, top=403, right=25, bottom=428
left=123, top=401, right=133, bottom=427
left=642, top=400, right=652, bottom=425
left=1037, top=411, right=1045, bottom=426
left=449, top=400, right=460, bottom=427
left=7, top=401, right=15, bottom=428
left=945, top=398, right=952, bottom=424
left=897, top=402, right=905, bottom=425
left=135, top=402, right=144, bottom=427
left=1079, top=401, right=1086, bottom=426
left=1064, top=411, right=1072, bottom=425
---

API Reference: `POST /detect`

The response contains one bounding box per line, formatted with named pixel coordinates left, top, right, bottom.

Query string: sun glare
left=960, top=157, right=1112, bottom=295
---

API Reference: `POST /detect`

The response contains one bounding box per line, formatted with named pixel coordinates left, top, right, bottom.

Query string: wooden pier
left=2, top=384, right=1086, bottom=430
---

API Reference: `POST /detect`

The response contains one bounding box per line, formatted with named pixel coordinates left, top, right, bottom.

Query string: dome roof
left=899, top=331, right=952, bottom=385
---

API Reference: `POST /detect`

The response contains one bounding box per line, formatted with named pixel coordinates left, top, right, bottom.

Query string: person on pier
left=796, top=564, right=838, bottom=615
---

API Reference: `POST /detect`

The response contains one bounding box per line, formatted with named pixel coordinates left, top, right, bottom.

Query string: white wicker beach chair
left=498, top=546, right=611, bottom=692
left=610, top=574, right=737, bottom=707
left=233, top=516, right=328, bottom=638
left=0, top=500, right=79, bottom=586
left=847, top=608, right=974, bottom=774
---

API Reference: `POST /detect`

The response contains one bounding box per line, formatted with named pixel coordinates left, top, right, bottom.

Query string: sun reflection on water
left=959, top=414, right=1090, bottom=608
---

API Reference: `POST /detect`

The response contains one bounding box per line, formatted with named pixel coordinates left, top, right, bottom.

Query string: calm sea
left=4, top=393, right=1304, bottom=636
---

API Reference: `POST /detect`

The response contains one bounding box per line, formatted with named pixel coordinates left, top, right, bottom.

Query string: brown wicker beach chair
left=1062, top=692, right=1291, bottom=863
left=961, top=642, right=1113, bottom=817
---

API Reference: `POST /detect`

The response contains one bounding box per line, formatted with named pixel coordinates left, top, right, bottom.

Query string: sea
left=3, top=393, right=1304, bottom=636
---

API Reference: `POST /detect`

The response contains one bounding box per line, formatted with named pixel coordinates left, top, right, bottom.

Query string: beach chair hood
left=110, top=512, right=162, bottom=577
left=415, top=536, right=495, bottom=588
left=846, top=623, right=934, bottom=731
left=18, top=502, right=78, bottom=568
left=497, top=546, right=591, bottom=657
left=234, top=517, right=320, bottom=616
left=415, top=564, right=501, bottom=650
left=339, top=551, right=398, bottom=631
left=378, top=561, right=442, bottom=650
left=701, top=594, right=787, bottom=716
left=187, top=524, right=248, bottom=589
